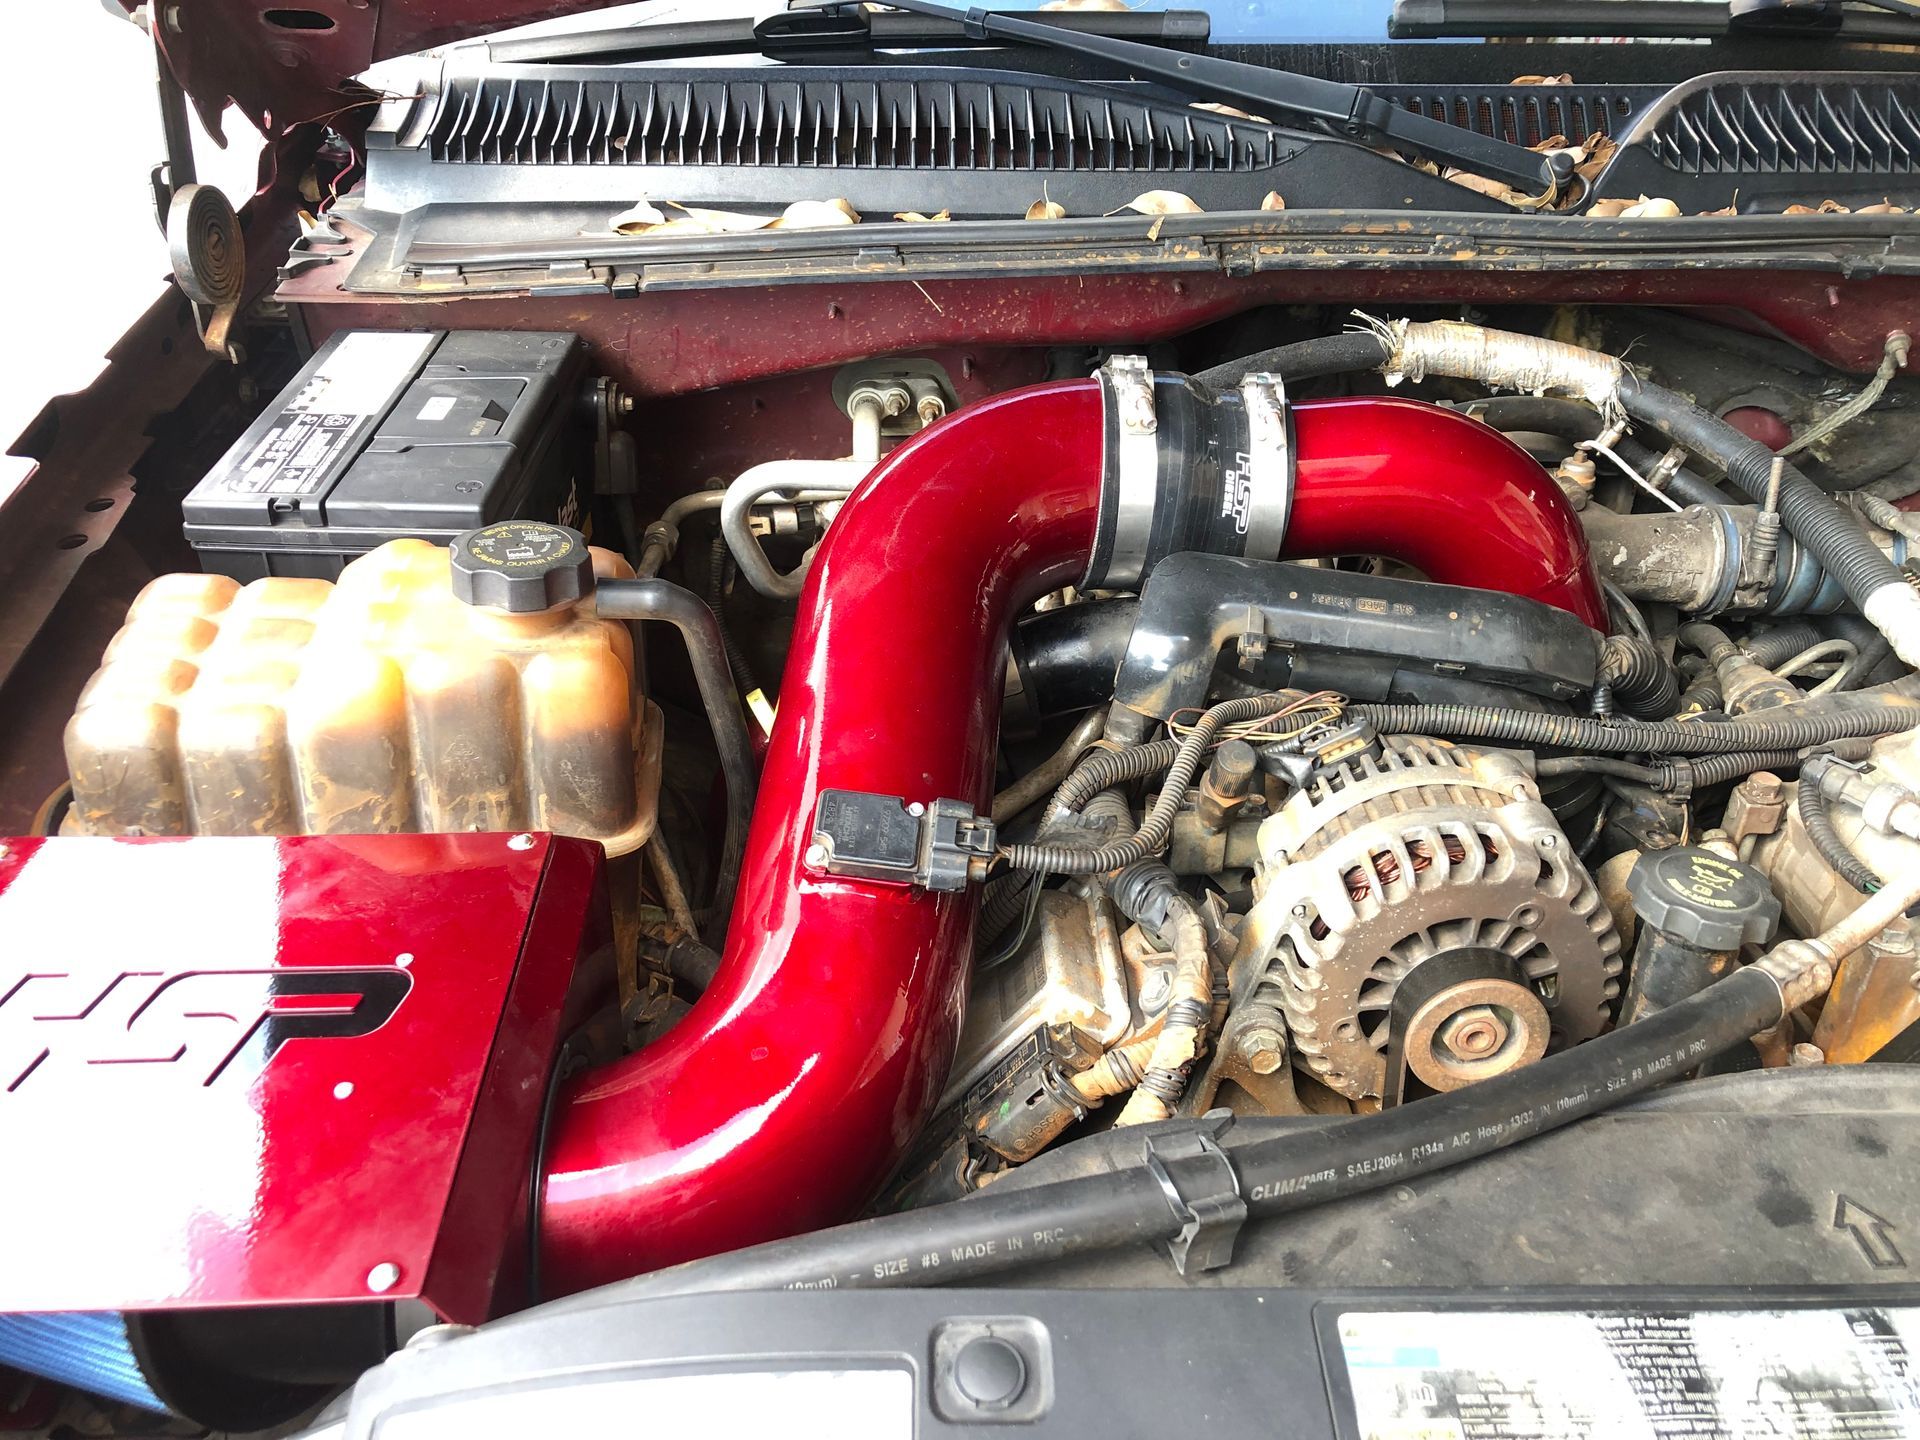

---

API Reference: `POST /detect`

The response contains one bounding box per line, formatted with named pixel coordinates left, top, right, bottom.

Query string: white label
left=416, top=394, right=457, bottom=422
left=219, top=331, right=437, bottom=498
left=1335, top=1308, right=1920, bottom=1440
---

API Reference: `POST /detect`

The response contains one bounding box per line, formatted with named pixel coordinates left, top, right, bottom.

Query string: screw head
left=1739, top=772, right=1785, bottom=804
left=804, top=842, right=829, bottom=868
left=1789, top=1042, right=1827, bottom=1067
left=507, top=833, right=536, bottom=851
left=366, top=1262, right=402, bottom=1294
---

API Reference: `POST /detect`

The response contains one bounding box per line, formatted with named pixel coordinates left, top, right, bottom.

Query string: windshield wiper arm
left=488, top=7, right=1209, bottom=67
left=870, top=0, right=1573, bottom=194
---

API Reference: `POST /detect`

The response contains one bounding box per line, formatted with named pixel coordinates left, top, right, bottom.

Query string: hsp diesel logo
left=0, top=967, right=411, bottom=1092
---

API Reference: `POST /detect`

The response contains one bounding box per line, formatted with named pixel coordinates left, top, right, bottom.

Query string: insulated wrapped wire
left=1002, top=694, right=1299, bottom=874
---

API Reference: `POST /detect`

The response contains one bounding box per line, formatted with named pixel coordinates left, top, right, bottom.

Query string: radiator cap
left=451, top=521, right=593, bottom=612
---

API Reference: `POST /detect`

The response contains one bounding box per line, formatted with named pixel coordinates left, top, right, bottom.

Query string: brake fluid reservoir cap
left=1625, top=846, right=1780, bottom=952
left=451, top=522, right=593, bottom=613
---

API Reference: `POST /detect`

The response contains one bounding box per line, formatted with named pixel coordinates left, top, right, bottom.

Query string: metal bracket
left=1142, top=1128, right=1247, bottom=1277
left=807, top=791, right=995, bottom=892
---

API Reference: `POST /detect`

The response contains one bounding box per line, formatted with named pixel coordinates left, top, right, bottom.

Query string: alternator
left=1239, top=736, right=1621, bottom=1100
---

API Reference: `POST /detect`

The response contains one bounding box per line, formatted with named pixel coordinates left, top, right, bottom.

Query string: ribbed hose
left=1004, top=695, right=1293, bottom=874
left=1351, top=702, right=1920, bottom=754
left=1599, top=635, right=1681, bottom=719
left=1618, top=373, right=1906, bottom=617
left=1691, top=749, right=1805, bottom=787
left=1798, top=771, right=1884, bottom=895
left=1049, top=740, right=1180, bottom=815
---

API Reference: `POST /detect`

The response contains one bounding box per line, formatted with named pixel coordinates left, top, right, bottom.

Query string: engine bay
left=8, top=289, right=1920, bottom=1429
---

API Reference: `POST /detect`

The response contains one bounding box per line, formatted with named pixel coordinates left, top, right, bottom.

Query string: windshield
left=513, top=0, right=1403, bottom=45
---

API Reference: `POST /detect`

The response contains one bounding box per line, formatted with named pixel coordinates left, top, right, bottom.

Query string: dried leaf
left=893, top=209, right=952, bottom=223
left=1026, top=198, right=1068, bottom=220
left=1041, top=0, right=1128, bottom=8
left=1589, top=195, right=1681, bottom=219
left=769, top=197, right=863, bottom=229
left=1859, top=202, right=1909, bottom=214
left=1512, top=73, right=1575, bottom=86
left=1443, top=169, right=1520, bottom=201
left=1697, top=204, right=1738, bottom=217
left=1110, top=190, right=1205, bottom=217
left=1192, top=100, right=1272, bottom=124
left=1260, top=191, right=1286, bottom=211
left=611, top=197, right=671, bottom=234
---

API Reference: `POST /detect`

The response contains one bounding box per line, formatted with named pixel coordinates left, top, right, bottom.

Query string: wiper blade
left=1391, top=0, right=1920, bottom=40
left=872, top=0, right=1572, bottom=196
left=488, top=6, right=1209, bottom=68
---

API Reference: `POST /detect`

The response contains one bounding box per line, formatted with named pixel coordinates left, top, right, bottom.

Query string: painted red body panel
left=0, top=833, right=605, bottom=1323
left=537, top=383, right=1604, bottom=1291
left=286, top=265, right=1920, bottom=388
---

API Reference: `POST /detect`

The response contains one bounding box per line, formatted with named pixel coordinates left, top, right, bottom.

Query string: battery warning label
left=1334, top=1308, right=1920, bottom=1440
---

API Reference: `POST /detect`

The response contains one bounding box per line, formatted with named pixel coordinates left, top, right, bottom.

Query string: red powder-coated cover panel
left=0, top=833, right=600, bottom=1320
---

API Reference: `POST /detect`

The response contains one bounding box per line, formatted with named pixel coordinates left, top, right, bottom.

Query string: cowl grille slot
left=426, top=74, right=1287, bottom=173
left=1647, top=80, right=1920, bottom=175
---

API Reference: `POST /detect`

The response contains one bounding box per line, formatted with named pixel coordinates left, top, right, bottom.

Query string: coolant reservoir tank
left=63, top=531, right=661, bottom=849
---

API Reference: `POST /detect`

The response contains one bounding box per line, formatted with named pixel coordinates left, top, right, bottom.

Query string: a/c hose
left=523, top=964, right=1791, bottom=1307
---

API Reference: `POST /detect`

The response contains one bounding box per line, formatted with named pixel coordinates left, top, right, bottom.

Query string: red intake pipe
left=538, top=383, right=1603, bottom=1294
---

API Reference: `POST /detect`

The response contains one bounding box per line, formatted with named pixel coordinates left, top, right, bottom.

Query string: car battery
left=183, top=330, right=588, bottom=580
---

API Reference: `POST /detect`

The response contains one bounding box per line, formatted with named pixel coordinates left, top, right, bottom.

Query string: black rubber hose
left=1535, top=756, right=1691, bottom=788
left=706, top=536, right=767, bottom=704
left=1533, top=750, right=1802, bottom=790
left=1741, top=622, right=1827, bottom=671
left=1193, top=331, right=1392, bottom=390
left=1448, top=396, right=1725, bottom=506
left=1823, top=614, right=1899, bottom=689
left=1599, top=635, right=1681, bottom=719
left=1618, top=372, right=1906, bottom=615
left=1350, top=701, right=1920, bottom=754
left=1798, top=762, right=1883, bottom=895
left=1009, top=599, right=1139, bottom=723
left=532, top=966, right=1787, bottom=1306
left=595, top=578, right=756, bottom=943
left=1004, top=696, right=1293, bottom=874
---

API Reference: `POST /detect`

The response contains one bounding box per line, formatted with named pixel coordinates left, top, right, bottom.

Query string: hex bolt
left=917, top=395, right=947, bottom=427
left=1738, top=772, right=1785, bottom=806
left=366, top=1262, right=402, bottom=1294
left=1435, top=1005, right=1510, bottom=1061
left=804, top=842, right=829, bottom=868
left=1236, top=1024, right=1287, bottom=1076
left=1789, top=1042, right=1827, bottom=1067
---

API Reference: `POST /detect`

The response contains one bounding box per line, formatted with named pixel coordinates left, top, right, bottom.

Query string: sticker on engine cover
left=222, top=331, right=436, bottom=498
left=1330, top=1307, right=1920, bottom=1439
